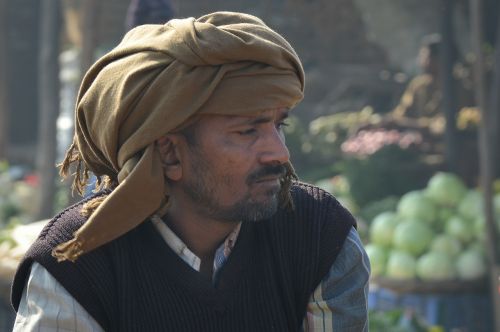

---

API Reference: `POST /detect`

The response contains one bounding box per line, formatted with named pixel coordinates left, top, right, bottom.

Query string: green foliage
left=0, top=203, right=21, bottom=224
left=359, top=196, right=399, bottom=223
left=0, top=162, right=39, bottom=227
left=284, top=115, right=336, bottom=182
left=0, top=218, right=21, bottom=247
left=339, top=145, right=432, bottom=207
left=0, top=160, right=9, bottom=173
left=309, top=107, right=380, bottom=144
left=369, top=309, right=429, bottom=332
left=284, top=109, right=382, bottom=183
left=54, top=183, right=70, bottom=213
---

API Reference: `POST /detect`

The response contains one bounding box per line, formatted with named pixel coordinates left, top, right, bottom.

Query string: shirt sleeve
left=303, top=227, right=371, bottom=332
left=12, top=262, right=104, bottom=332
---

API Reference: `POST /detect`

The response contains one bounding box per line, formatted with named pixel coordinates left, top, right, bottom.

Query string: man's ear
left=156, top=135, right=183, bottom=181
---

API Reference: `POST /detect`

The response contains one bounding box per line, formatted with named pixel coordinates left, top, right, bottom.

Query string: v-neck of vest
left=139, top=217, right=255, bottom=302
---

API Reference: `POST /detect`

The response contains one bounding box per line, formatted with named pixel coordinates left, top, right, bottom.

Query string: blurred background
left=0, top=0, right=499, bottom=331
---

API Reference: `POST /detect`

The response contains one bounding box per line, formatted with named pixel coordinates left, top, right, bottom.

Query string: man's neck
left=163, top=203, right=239, bottom=277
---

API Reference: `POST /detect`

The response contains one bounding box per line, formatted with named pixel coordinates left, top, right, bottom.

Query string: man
left=392, top=34, right=443, bottom=122
left=12, top=12, right=370, bottom=331
left=391, top=34, right=473, bottom=132
left=389, top=34, right=478, bottom=183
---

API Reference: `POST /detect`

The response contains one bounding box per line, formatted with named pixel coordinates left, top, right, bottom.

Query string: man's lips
left=247, top=164, right=287, bottom=185
left=254, top=175, right=282, bottom=183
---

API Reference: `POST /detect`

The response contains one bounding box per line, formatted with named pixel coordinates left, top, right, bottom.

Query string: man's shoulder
left=407, top=73, right=434, bottom=90
left=290, top=181, right=343, bottom=209
left=267, top=182, right=358, bottom=293
left=290, top=180, right=330, bottom=198
left=11, top=191, right=112, bottom=312
left=288, top=181, right=357, bottom=227
left=35, top=192, right=107, bottom=247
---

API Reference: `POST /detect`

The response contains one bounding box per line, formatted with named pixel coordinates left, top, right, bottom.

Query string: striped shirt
left=13, top=218, right=369, bottom=331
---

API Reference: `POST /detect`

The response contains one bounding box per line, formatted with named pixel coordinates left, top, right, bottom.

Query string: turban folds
left=53, top=11, right=305, bottom=261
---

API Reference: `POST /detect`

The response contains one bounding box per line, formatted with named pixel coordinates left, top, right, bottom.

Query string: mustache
left=246, top=164, right=287, bottom=184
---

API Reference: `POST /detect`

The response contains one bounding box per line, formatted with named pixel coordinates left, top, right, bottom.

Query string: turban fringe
left=53, top=11, right=305, bottom=262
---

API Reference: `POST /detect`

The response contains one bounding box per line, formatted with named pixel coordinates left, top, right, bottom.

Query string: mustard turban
left=53, top=11, right=305, bottom=261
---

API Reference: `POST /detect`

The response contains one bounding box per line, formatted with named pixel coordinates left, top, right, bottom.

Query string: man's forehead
left=206, top=107, right=289, bottom=123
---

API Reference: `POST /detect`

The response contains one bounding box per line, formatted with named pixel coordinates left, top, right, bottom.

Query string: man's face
left=418, top=46, right=438, bottom=75
left=177, top=108, right=290, bottom=223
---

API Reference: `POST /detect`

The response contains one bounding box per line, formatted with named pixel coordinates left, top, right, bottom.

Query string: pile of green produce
left=366, top=172, right=500, bottom=282
left=369, top=308, right=431, bottom=332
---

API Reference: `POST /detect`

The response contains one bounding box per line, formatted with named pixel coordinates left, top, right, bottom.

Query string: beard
left=181, top=150, right=286, bottom=223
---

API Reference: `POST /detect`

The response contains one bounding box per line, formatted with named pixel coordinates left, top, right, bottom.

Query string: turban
left=53, top=11, right=305, bottom=261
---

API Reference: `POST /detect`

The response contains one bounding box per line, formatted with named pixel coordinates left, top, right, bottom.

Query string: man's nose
left=258, top=128, right=290, bottom=165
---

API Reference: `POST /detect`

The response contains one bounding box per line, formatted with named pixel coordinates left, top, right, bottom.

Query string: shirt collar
left=150, top=215, right=242, bottom=273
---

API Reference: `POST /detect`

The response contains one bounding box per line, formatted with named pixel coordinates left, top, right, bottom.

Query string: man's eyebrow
left=278, top=111, right=290, bottom=121
left=248, top=110, right=289, bottom=125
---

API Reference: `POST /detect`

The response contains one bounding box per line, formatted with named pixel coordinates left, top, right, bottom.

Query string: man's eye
left=238, top=128, right=257, bottom=135
left=277, top=121, right=289, bottom=130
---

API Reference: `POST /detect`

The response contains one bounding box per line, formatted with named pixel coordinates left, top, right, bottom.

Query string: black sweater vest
left=12, top=182, right=355, bottom=332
